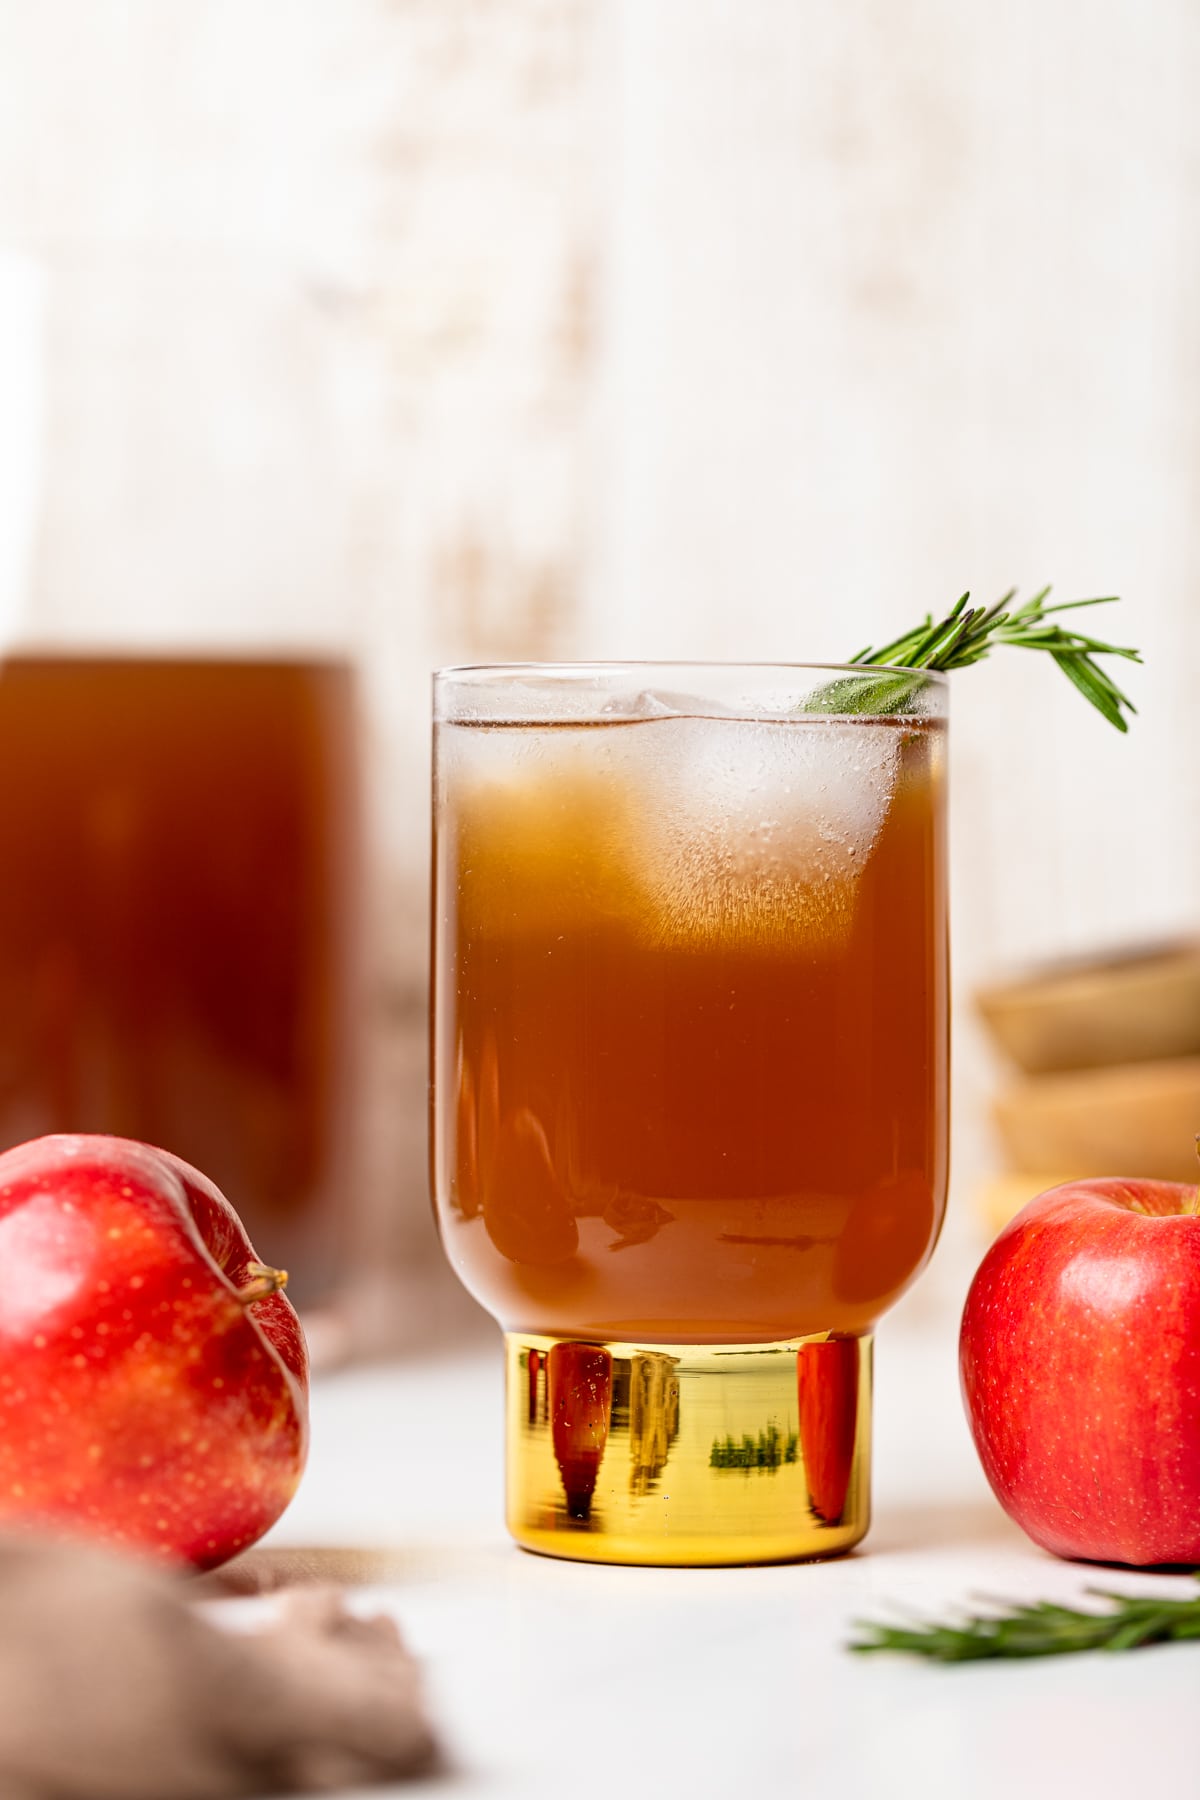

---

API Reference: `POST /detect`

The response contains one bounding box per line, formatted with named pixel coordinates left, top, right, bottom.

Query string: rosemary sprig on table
left=813, top=589, right=1141, bottom=730
left=850, top=1580, right=1200, bottom=1662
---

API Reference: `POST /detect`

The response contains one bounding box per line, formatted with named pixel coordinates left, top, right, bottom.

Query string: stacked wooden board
left=976, top=942, right=1200, bottom=1235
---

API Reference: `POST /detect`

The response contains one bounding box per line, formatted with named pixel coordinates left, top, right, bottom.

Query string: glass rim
left=434, top=661, right=948, bottom=725
left=433, top=659, right=948, bottom=684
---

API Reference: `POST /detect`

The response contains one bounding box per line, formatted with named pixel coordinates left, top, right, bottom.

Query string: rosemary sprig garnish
left=850, top=1580, right=1200, bottom=1662
left=813, top=589, right=1141, bottom=730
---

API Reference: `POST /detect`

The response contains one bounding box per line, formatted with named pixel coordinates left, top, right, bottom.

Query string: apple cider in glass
left=432, top=666, right=948, bottom=1564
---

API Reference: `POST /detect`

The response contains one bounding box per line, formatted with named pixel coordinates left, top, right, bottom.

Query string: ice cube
left=620, top=715, right=901, bottom=949
left=598, top=688, right=678, bottom=719
left=630, top=689, right=740, bottom=721
left=441, top=677, right=679, bottom=726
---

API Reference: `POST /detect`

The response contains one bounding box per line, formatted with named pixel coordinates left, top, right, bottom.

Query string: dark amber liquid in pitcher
left=0, top=656, right=360, bottom=1300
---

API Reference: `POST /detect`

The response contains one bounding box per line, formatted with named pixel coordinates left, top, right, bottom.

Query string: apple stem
left=238, top=1261, right=289, bottom=1305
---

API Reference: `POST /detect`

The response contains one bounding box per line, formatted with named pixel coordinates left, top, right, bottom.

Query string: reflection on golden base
left=505, top=1331, right=872, bottom=1567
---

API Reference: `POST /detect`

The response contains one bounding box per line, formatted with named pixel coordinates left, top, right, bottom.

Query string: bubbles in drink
left=617, top=712, right=902, bottom=948
left=438, top=706, right=913, bottom=950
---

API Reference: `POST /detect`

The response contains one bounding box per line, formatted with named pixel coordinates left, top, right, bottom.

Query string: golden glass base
left=505, top=1331, right=873, bottom=1567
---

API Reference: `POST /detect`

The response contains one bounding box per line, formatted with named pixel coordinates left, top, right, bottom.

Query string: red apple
left=960, top=1176, right=1200, bottom=1566
left=0, top=1134, right=308, bottom=1570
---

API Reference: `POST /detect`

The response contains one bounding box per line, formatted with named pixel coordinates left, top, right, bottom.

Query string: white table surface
left=230, top=1311, right=1198, bottom=1800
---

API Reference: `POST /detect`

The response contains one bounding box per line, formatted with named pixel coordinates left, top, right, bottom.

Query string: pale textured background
left=0, top=0, right=1195, bottom=1328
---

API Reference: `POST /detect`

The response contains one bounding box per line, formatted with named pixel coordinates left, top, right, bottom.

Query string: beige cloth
left=0, top=1536, right=437, bottom=1799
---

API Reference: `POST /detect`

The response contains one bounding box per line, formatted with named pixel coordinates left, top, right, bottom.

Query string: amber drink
left=0, top=655, right=361, bottom=1304
left=432, top=665, right=948, bottom=1563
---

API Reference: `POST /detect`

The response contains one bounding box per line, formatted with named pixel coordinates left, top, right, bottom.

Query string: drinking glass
left=431, top=664, right=948, bottom=1564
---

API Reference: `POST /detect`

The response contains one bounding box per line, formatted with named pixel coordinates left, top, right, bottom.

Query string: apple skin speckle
left=0, top=1134, right=309, bottom=1572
